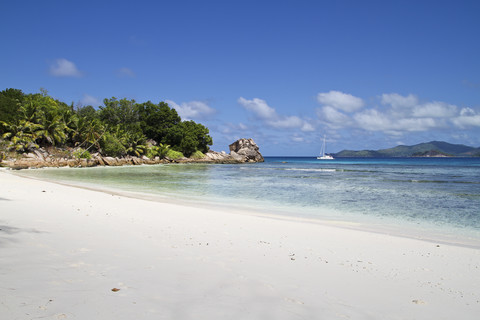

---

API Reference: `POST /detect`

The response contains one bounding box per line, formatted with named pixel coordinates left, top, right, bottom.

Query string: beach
left=1, top=169, right=479, bottom=319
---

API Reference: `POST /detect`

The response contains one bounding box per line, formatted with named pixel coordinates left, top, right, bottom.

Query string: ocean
left=15, top=157, right=480, bottom=246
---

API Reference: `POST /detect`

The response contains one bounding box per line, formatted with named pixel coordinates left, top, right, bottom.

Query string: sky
left=1, top=0, right=480, bottom=156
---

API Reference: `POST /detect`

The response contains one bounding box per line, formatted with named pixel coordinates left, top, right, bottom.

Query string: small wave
left=285, top=168, right=338, bottom=172
left=455, top=193, right=480, bottom=199
left=384, top=179, right=479, bottom=184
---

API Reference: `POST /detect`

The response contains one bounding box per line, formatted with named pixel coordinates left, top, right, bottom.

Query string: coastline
left=1, top=170, right=480, bottom=319
left=11, top=165, right=480, bottom=250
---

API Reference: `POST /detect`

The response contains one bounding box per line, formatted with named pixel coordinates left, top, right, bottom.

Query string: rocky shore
left=0, top=138, right=264, bottom=170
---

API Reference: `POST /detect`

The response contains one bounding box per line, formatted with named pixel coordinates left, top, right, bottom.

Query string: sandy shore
left=1, top=170, right=479, bottom=319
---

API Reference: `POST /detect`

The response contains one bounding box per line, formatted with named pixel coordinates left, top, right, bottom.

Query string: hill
left=335, top=141, right=480, bottom=157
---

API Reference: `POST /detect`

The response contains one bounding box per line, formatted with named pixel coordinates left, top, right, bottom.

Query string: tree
left=0, top=88, right=24, bottom=129
left=99, top=97, right=140, bottom=132
left=1, top=119, right=41, bottom=152
left=169, top=120, right=212, bottom=157
left=37, top=111, right=68, bottom=146
left=136, top=101, right=181, bottom=143
left=72, top=117, right=104, bottom=151
left=100, top=132, right=126, bottom=157
left=76, top=105, right=97, bottom=121
left=1, top=88, right=215, bottom=159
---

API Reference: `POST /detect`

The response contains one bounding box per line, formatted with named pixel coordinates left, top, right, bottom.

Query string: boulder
left=131, top=157, right=143, bottom=165
left=95, top=155, right=105, bottom=166
left=33, top=150, right=45, bottom=161
left=67, top=159, right=80, bottom=167
left=228, top=138, right=264, bottom=162
left=205, top=151, right=229, bottom=161
left=102, top=157, right=118, bottom=166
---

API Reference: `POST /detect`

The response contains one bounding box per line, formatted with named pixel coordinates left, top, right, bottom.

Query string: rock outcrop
left=229, top=138, right=264, bottom=162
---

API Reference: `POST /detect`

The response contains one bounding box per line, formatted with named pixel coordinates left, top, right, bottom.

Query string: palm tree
left=72, top=118, right=104, bottom=151
left=113, top=127, right=147, bottom=157
left=1, top=119, right=41, bottom=152
left=58, top=106, right=78, bottom=144
left=37, top=111, right=68, bottom=146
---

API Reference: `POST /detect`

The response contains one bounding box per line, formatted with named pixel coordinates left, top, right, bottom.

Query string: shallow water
left=15, top=157, right=480, bottom=245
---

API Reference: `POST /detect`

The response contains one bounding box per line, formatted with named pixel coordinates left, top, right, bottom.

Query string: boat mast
left=321, top=135, right=326, bottom=157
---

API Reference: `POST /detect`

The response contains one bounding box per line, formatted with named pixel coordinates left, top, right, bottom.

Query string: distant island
left=334, top=141, right=480, bottom=158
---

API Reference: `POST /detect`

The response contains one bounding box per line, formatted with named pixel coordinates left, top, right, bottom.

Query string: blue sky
left=2, top=0, right=480, bottom=155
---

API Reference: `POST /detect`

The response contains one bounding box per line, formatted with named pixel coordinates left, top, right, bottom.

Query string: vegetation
left=412, top=150, right=451, bottom=157
left=190, top=150, right=206, bottom=160
left=0, top=88, right=213, bottom=159
left=73, top=148, right=92, bottom=159
left=165, top=149, right=184, bottom=160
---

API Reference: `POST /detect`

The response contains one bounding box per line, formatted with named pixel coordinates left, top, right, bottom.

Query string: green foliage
left=100, top=132, right=126, bottom=157
left=124, top=133, right=147, bottom=157
left=0, top=88, right=24, bottom=129
left=76, top=105, right=97, bottom=121
left=99, top=97, right=140, bottom=132
left=1, top=119, right=41, bottom=152
left=72, top=118, right=104, bottom=150
left=73, top=148, right=92, bottom=159
left=137, top=101, right=181, bottom=143
left=146, top=143, right=170, bottom=159
left=190, top=150, right=206, bottom=159
left=1, top=88, right=214, bottom=159
left=166, top=149, right=184, bottom=160
left=167, top=120, right=212, bottom=157
left=0, top=139, right=8, bottom=160
left=37, top=111, right=68, bottom=146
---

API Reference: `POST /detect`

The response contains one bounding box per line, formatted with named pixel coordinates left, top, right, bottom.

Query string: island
left=334, top=141, right=480, bottom=158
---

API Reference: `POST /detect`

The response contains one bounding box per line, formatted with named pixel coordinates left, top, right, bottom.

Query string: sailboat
left=317, top=135, right=334, bottom=160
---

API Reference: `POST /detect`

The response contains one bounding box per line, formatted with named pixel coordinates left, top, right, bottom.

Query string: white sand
left=1, top=170, right=479, bottom=319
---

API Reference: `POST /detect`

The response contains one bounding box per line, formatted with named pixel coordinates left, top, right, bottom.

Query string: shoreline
left=1, top=170, right=480, bottom=319
left=10, top=166, right=480, bottom=250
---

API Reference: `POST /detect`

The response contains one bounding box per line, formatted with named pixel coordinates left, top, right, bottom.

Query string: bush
left=166, top=149, right=184, bottom=160
left=73, top=148, right=92, bottom=159
left=101, top=133, right=126, bottom=157
left=190, top=150, right=205, bottom=159
left=145, top=143, right=170, bottom=159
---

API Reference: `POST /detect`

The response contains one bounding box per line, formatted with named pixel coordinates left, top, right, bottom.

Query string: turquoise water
left=16, top=157, right=480, bottom=244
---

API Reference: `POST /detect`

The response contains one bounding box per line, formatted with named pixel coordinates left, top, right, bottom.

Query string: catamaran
left=317, top=135, right=334, bottom=160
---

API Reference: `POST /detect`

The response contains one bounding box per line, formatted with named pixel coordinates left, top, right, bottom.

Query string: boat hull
left=317, top=155, right=334, bottom=160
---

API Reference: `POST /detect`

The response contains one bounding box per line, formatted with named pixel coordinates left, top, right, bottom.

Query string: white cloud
left=117, top=67, right=136, bottom=78
left=381, top=93, right=418, bottom=109
left=291, top=136, right=304, bottom=142
left=412, top=102, right=457, bottom=118
left=270, top=116, right=304, bottom=129
left=238, top=97, right=314, bottom=131
left=301, top=122, right=315, bottom=132
left=317, top=92, right=477, bottom=136
left=238, top=123, right=248, bottom=130
left=80, top=94, right=101, bottom=107
left=166, top=100, right=216, bottom=120
left=237, top=97, right=276, bottom=119
left=460, top=107, right=476, bottom=116
left=354, top=109, right=441, bottom=133
left=319, top=106, right=352, bottom=128
left=394, top=117, right=440, bottom=132
left=354, top=109, right=392, bottom=132
left=49, top=58, right=82, bottom=77
left=317, top=90, right=364, bottom=112
left=220, top=122, right=250, bottom=135
left=452, top=108, right=480, bottom=128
